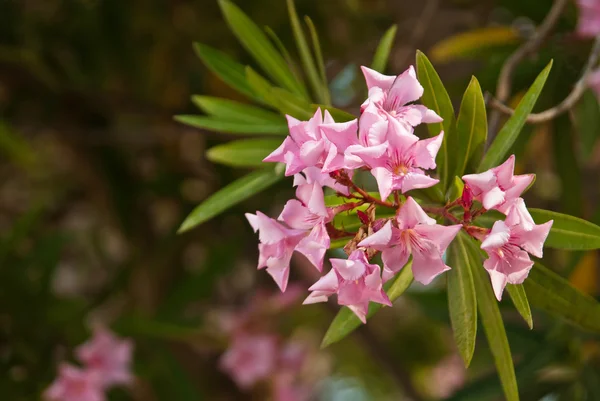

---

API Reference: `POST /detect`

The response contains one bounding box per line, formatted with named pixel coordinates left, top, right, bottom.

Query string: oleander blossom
left=45, top=364, right=104, bottom=401
left=219, top=334, right=279, bottom=389
left=576, top=0, right=600, bottom=37
left=480, top=201, right=553, bottom=300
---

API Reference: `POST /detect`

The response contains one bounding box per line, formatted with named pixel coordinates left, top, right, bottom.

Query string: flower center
left=394, top=164, right=409, bottom=176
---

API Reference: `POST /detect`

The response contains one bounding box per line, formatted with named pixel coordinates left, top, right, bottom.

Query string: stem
left=349, top=181, right=397, bottom=208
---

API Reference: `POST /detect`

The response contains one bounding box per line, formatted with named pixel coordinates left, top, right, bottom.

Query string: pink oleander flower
left=588, top=68, right=600, bottom=99
left=350, top=117, right=444, bottom=200
left=264, top=109, right=334, bottom=176
left=462, top=155, right=534, bottom=213
left=45, top=364, right=104, bottom=401
left=429, top=354, right=466, bottom=398
left=279, top=181, right=331, bottom=231
left=359, top=197, right=461, bottom=284
left=480, top=201, right=553, bottom=300
left=219, top=333, right=278, bottom=389
left=293, top=166, right=350, bottom=195
left=303, top=250, right=391, bottom=323
left=576, top=0, right=600, bottom=37
left=75, top=327, right=134, bottom=388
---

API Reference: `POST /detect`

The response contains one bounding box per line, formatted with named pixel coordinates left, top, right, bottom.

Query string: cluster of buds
left=247, top=65, right=553, bottom=322
left=45, top=326, right=134, bottom=401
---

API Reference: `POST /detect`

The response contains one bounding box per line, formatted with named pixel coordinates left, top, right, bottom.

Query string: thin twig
left=349, top=181, right=397, bottom=208
left=488, top=0, right=570, bottom=132
left=489, top=36, right=600, bottom=124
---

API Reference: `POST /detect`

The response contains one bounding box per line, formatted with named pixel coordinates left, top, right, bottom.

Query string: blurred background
left=1, top=0, right=600, bottom=400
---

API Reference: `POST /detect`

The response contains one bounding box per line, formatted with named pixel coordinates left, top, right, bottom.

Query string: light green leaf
left=371, top=25, right=397, bottom=72
left=447, top=233, right=478, bottom=367
left=528, top=208, right=600, bottom=250
left=174, top=115, right=288, bottom=135
left=192, top=96, right=286, bottom=123
left=193, top=43, right=259, bottom=101
left=447, top=176, right=464, bottom=202
left=206, top=139, right=282, bottom=167
left=416, top=50, right=456, bottom=192
left=305, top=16, right=331, bottom=106
left=286, top=0, right=326, bottom=104
left=466, top=234, right=519, bottom=401
left=178, top=165, right=284, bottom=232
left=524, top=262, right=600, bottom=332
left=321, top=262, right=413, bottom=348
left=506, top=284, right=533, bottom=329
left=453, top=76, right=487, bottom=178
left=218, top=0, right=307, bottom=99
left=478, top=61, right=552, bottom=172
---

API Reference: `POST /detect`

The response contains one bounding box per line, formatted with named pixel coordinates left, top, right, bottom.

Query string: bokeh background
left=2, top=0, right=600, bottom=400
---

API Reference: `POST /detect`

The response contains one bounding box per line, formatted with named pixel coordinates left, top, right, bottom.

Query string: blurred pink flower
left=75, top=327, right=133, bottom=388
left=462, top=155, right=534, bottom=213
left=576, top=0, right=600, bottom=37
left=44, top=364, right=104, bottom=401
left=359, top=197, right=461, bottom=284
left=481, top=201, right=553, bottom=300
left=429, top=354, right=466, bottom=398
left=219, top=334, right=278, bottom=389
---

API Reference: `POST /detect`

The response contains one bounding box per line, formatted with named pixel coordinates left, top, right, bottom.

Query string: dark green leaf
left=528, top=208, right=600, bottom=250
left=321, top=262, right=413, bottom=348
left=453, top=76, right=487, bottom=177
left=447, top=233, right=478, bottom=367
left=506, top=284, right=533, bottom=329
left=192, top=95, right=285, bottom=123
left=178, top=165, right=284, bottom=232
left=371, top=25, right=397, bottom=73
left=524, top=262, right=600, bottom=332
left=478, top=61, right=552, bottom=172
left=416, top=50, right=455, bottom=191
left=305, top=16, right=331, bottom=105
left=206, top=138, right=282, bottom=167
left=174, top=115, right=288, bottom=135
left=218, top=0, right=307, bottom=98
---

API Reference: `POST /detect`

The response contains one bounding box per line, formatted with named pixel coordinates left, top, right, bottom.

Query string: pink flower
left=264, top=109, right=334, bottom=176
left=44, top=364, right=104, bottom=401
left=319, top=119, right=364, bottom=173
left=429, top=354, right=466, bottom=398
left=480, top=201, right=553, bottom=300
left=350, top=117, right=443, bottom=200
left=588, top=68, right=600, bottom=99
left=219, top=334, right=278, bottom=389
left=359, top=197, right=461, bottom=284
left=293, top=166, right=350, bottom=197
left=462, top=155, right=534, bottom=213
left=303, top=250, right=391, bottom=323
left=75, top=327, right=133, bottom=388
left=576, top=0, right=600, bottom=37
left=279, top=182, right=331, bottom=231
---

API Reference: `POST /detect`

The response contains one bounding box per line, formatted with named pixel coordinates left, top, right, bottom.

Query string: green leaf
left=447, top=176, right=464, bottom=202
left=466, top=233, right=519, bottom=401
left=416, top=50, right=456, bottom=192
left=528, top=208, right=600, bottom=250
left=218, top=0, right=307, bottom=99
left=321, top=262, right=414, bottom=348
left=206, top=138, right=282, bottom=167
left=174, top=115, right=288, bottom=135
left=305, top=16, right=331, bottom=106
left=452, top=76, right=487, bottom=178
left=447, top=233, right=478, bottom=367
left=506, top=284, right=533, bottom=329
left=193, top=43, right=258, bottom=101
left=192, top=96, right=286, bottom=123
left=478, top=61, right=552, bottom=172
left=285, top=0, right=325, bottom=103
left=178, top=165, right=284, bottom=232
left=371, top=25, right=397, bottom=72
left=524, top=262, right=600, bottom=332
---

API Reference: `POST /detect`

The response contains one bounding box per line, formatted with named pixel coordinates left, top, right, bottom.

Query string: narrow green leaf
left=218, top=0, right=307, bottom=98
left=305, top=16, right=331, bottom=106
left=524, top=262, right=600, bottom=332
left=478, top=61, right=553, bottom=172
left=174, top=115, right=288, bottom=135
left=178, top=165, right=284, bottom=232
left=528, top=208, right=600, bottom=250
left=447, top=233, right=478, bottom=367
left=193, top=43, right=258, bottom=101
left=416, top=50, right=456, bottom=192
left=453, top=76, right=487, bottom=178
left=321, top=262, right=414, bottom=348
left=206, top=138, right=282, bottom=167
left=192, top=96, right=286, bottom=123
left=286, top=0, right=326, bottom=104
left=371, top=25, right=397, bottom=73
left=263, top=26, right=305, bottom=84
left=447, top=176, right=464, bottom=202
left=506, top=284, right=533, bottom=329
left=466, top=234, right=519, bottom=401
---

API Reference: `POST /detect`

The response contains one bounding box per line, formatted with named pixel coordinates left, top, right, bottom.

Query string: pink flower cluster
left=247, top=65, right=553, bottom=322
left=45, top=327, right=134, bottom=401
